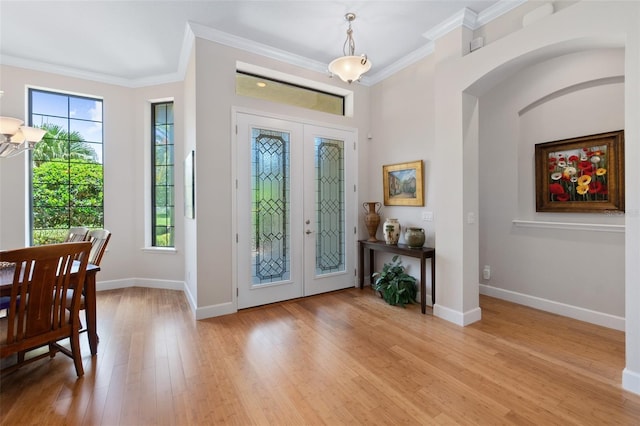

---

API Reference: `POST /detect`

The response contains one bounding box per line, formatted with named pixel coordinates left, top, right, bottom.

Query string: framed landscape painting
left=535, top=130, right=624, bottom=213
left=382, top=160, right=424, bottom=206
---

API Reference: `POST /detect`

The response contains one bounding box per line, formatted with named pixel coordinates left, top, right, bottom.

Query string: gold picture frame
left=535, top=130, right=624, bottom=213
left=383, top=160, right=424, bottom=206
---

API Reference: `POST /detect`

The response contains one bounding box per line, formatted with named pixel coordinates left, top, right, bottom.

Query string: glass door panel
left=251, top=128, right=291, bottom=285
left=314, top=137, right=345, bottom=276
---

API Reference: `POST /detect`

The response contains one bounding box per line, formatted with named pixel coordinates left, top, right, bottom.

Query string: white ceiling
left=0, top=1, right=523, bottom=87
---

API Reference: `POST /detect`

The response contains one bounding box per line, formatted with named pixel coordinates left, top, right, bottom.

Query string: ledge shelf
left=512, top=219, right=624, bottom=233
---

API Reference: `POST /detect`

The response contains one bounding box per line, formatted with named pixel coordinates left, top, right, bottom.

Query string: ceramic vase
left=363, top=202, right=382, bottom=241
left=383, top=218, right=400, bottom=245
left=405, top=227, right=425, bottom=248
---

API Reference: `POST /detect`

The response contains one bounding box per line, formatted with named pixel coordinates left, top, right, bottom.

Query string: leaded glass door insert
left=237, top=113, right=355, bottom=309
left=252, top=128, right=290, bottom=284
left=315, top=137, right=345, bottom=276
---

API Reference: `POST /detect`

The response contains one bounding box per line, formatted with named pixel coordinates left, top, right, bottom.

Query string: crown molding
left=423, top=8, right=478, bottom=41
left=476, top=0, right=528, bottom=28
left=422, top=0, right=526, bottom=42
left=0, top=54, right=185, bottom=88
left=0, top=54, right=141, bottom=88
left=187, top=22, right=328, bottom=75
left=177, top=22, right=196, bottom=79
left=1, top=0, right=528, bottom=88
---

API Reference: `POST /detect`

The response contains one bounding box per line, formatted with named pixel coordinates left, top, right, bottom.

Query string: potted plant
left=371, top=255, right=417, bottom=307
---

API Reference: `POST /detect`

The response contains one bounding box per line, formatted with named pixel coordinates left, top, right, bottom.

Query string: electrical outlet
left=422, top=211, right=433, bottom=222
left=483, top=265, right=491, bottom=280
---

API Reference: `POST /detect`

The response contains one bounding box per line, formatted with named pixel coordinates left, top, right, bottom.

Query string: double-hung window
left=29, top=89, right=104, bottom=245
left=151, top=101, right=175, bottom=247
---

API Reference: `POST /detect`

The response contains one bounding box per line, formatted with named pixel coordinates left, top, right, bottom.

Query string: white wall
left=0, top=65, right=184, bottom=287
left=479, top=49, right=625, bottom=328
left=189, top=36, right=371, bottom=318
left=368, top=55, right=436, bottom=301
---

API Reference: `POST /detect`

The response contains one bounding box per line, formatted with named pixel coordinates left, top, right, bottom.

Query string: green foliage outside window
left=32, top=161, right=104, bottom=244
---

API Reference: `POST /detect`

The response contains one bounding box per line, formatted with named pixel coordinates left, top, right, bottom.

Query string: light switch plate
left=422, top=211, right=433, bottom=222
left=467, top=212, right=475, bottom=224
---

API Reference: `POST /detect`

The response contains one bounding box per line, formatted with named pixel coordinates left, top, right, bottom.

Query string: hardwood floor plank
left=2, top=287, right=640, bottom=425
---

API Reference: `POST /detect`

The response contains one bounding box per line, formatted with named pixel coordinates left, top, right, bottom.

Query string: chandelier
left=328, top=13, right=372, bottom=84
left=0, top=117, right=46, bottom=158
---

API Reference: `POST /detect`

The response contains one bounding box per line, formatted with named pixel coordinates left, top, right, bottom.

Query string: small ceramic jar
left=405, top=227, right=425, bottom=248
left=383, top=218, right=400, bottom=245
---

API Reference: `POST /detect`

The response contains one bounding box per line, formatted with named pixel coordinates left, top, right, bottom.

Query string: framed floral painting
left=382, top=160, right=424, bottom=206
left=535, top=130, right=624, bottom=213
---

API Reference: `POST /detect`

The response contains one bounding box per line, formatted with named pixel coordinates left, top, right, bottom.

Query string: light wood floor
left=1, top=287, right=639, bottom=425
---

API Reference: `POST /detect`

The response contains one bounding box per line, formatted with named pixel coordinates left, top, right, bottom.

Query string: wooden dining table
left=0, top=261, right=101, bottom=356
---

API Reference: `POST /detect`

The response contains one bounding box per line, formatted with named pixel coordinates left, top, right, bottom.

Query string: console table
left=358, top=240, right=435, bottom=314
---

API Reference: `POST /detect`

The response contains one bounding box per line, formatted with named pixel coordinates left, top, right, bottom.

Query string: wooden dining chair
left=64, top=227, right=89, bottom=242
left=86, top=229, right=111, bottom=266
left=0, top=262, right=14, bottom=312
left=71, top=229, right=111, bottom=342
left=0, top=241, right=92, bottom=377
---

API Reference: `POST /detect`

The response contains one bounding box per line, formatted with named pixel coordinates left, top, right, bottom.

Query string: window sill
left=141, top=247, right=178, bottom=254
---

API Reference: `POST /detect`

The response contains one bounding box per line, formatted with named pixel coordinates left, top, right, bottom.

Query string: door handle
left=305, top=230, right=312, bottom=235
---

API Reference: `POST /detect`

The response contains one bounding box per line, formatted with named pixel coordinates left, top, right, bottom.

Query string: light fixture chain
left=343, top=25, right=355, bottom=56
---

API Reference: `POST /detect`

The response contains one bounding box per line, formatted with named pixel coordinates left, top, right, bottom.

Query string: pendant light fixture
left=328, top=13, right=372, bottom=84
left=0, top=117, right=46, bottom=158
left=0, top=91, right=46, bottom=158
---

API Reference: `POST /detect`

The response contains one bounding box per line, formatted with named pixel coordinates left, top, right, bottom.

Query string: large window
left=151, top=102, right=174, bottom=247
left=30, top=89, right=104, bottom=245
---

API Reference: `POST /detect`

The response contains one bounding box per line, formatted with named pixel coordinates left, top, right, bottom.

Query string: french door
left=236, top=112, right=356, bottom=309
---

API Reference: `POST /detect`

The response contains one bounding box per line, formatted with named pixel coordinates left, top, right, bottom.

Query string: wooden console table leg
left=420, top=255, right=426, bottom=314
left=358, top=242, right=364, bottom=289
left=369, top=249, right=375, bottom=286
left=431, top=256, right=436, bottom=306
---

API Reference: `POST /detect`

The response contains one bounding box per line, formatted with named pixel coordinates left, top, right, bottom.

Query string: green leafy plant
left=372, top=255, right=417, bottom=307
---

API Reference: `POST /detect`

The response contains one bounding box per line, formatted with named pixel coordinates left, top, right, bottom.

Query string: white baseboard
left=96, top=278, right=237, bottom=320
left=480, top=284, right=625, bottom=331
left=96, top=278, right=133, bottom=291
left=96, top=277, right=184, bottom=292
left=183, top=283, right=197, bottom=316
left=623, top=368, right=640, bottom=396
left=195, top=301, right=237, bottom=320
left=433, top=304, right=482, bottom=326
